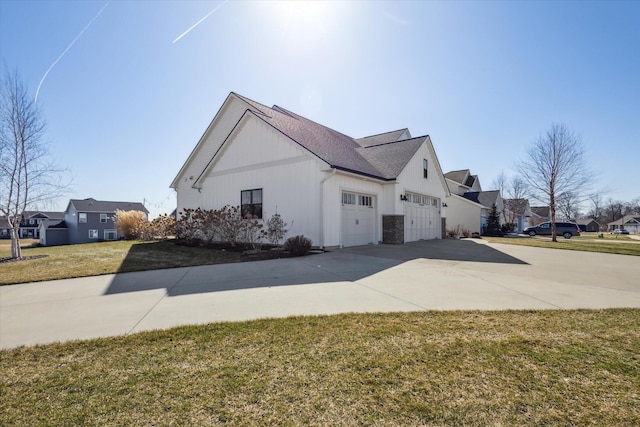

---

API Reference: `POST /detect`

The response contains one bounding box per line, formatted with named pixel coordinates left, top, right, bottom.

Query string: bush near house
left=284, top=235, right=313, bottom=257
left=113, top=211, right=177, bottom=240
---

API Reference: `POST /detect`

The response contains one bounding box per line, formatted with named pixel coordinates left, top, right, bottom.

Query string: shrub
left=266, top=211, right=288, bottom=246
left=113, top=210, right=148, bottom=240
left=284, top=235, right=312, bottom=257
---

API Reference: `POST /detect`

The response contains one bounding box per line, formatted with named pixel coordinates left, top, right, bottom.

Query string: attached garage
left=341, top=191, right=376, bottom=247
left=404, top=192, right=440, bottom=242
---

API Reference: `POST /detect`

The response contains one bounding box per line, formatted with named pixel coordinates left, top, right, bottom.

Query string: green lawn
left=483, top=235, right=640, bottom=256
left=0, top=240, right=240, bottom=286
left=1, top=309, right=638, bottom=426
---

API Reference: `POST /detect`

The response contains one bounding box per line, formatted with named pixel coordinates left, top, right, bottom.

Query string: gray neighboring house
left=575, top=218, right=601, bottom=232
left=0, top=211, right=65, bottom=239
left=39, top=198, right=149, bottom=246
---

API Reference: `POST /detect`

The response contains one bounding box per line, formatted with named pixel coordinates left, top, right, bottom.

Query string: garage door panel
left=404, top=192, right=440, bottom=242
left=341, top=192, right=376, bottom=247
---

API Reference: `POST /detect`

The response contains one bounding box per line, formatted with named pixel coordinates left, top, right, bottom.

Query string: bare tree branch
left=1, top=68, right=69, bottom=259
left=517, top=123, right=593, bottom=242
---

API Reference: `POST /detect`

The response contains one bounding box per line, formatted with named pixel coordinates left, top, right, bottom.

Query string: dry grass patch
left=0, top=240, right=240, bottom=285
left=1, top=310, right=639, bottom=425
left=484, top=236, right=640, bottom=256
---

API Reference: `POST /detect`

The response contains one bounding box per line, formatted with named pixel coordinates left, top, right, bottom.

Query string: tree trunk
left=550, top=192, right=557, bottom=243
left=10, top=227, right=22, bottom=259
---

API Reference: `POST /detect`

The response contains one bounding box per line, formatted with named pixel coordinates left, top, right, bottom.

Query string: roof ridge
left=357, top=128, right=408, bottom=140
left=361, top=135, right=427, bottom=149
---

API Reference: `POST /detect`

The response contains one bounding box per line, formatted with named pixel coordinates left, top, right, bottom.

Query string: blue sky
left=1, top=0, right=638, bottom=218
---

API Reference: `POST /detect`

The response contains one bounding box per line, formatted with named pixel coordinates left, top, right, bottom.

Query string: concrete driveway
left=1, top=239, right=639, bottom=349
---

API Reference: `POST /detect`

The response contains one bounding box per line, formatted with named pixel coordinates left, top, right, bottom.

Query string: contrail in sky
left=35, top=1, right=110, bottom=103
left=172, top=1, right=228, bottom=44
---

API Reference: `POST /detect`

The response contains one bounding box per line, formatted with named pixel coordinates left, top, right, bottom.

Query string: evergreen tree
left=484, top=204, right=502, bottom=236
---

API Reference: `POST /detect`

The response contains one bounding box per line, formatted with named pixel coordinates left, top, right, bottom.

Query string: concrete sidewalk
left=1, top=239, right=639, bottom=349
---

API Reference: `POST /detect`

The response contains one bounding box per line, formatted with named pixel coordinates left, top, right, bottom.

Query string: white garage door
left=341, top=191, right=376, bottom=247
left=404, top=192, right=440, bottom=242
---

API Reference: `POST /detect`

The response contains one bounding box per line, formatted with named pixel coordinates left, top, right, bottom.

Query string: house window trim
left=423, top=159, right=428, bottom=179
left=88, top=229, right=99, bottom=239
left=79, top=213, right=87, bottom=223
left=100, top=214, right=108, bottom=223
left=241, top=188, right=263, bottom=219
left=104, top=229, right=118, bottom=240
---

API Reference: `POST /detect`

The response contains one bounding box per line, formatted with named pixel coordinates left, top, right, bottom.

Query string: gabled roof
left=531, top=206, right=550, bottom=218
left=462, top=190, right=501, bottom=208
left=575, top=218, right=600, bottom=226
left=23, top=211, right=65, bottom=220
left=68, top=198, right=149, bottom=214
left=355, top=129, right=410, bottom=147
left=607, top=214, right=640, bottom=226
left=444, top=169, right=470, bottom=185
left=195, top=92, right=442, bottom=183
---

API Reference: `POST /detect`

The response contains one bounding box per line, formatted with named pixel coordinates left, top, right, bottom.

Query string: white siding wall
left=175, top=97, right=249, bottom=214
left=199, top=117, right=326, bottom=245
left=395, top=142, right=447, bottom=239
left=397, top=143, right=447, bottom=211
left=445, top=195, right=482, bottom=234
left=323, top=175, right=390, bottom=247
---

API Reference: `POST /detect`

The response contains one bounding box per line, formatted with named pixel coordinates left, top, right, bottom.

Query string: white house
left=444, top=169, right=503, bottom=235
left=171, top=92, right=450, bottom=248
left=607, top=215, right=640, bottom=233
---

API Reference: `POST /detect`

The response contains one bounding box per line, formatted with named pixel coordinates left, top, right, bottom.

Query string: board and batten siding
left=323, top=175, right=391, bottom=247
left=445, top=195, right=482, bottom=235
left=175, top=96, right=250, bottom=214
left=198, top=116, right=326, bottom=245
left=396, top=141, right=447, bottom=212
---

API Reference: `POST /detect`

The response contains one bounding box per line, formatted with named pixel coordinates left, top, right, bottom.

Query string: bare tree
left=556, top=191, right=581, bottom=220
left=492, top=171, right=509, bottom=223
left=0, top=69, right=67, bottom=259
left=517, top=123, right=593, bottom=242
left=504, top=175, right=528, bottom=224
left=604, top=198, right=625, bottom=224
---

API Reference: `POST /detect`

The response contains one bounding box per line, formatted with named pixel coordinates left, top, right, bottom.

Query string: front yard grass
left=483, top=235, right=640, bottom=256
left=0, top=240, right=240, bottom=286
left=1, top=309, right=638, bottom=425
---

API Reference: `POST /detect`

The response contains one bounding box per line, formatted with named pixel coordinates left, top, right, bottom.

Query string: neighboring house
left=171, top=92, right=450, bottom=247
left=39, top=198, right=149, bottom=246
left=444, top=169, right=482, bottom=196
left=444, top=169, right=503, bottom=235
left=0, top=211, right=65, bottom=239
left=503, top=199, right=535, bottom=233
left=530, top=206, right=550, bottom=225
left=607, top=215, right=640, bottom=233
left=575, top=218, right=601, bottom=232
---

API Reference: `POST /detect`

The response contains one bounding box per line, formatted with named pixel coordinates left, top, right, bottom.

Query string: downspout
left=319, top=168, right=337, bottom=249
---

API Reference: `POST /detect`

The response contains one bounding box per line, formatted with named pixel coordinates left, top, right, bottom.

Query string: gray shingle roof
left=232, top=93, right=426, bottom=181
left=462, top=190, right=500, bottom=208
left=355, top=129, right=409, bottom=147
left=530, top=206, right=550, bottom=218
left=69, top=198, right=149, bottom=214
left=444, top=169, right=470, bottom=185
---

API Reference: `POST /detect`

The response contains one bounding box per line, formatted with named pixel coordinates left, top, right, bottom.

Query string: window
left=342, top=192, right=356, bottom=205
left=104, top=230, right=117, bottom=240
left=100, top=214, right=108, bottom=223
left=79, top=213, right=87, bottom=223
left=241, top=189, right=263, bottom=219
left=423, top=159, right=428, bottom=179
left=88, top=229, right=98, bottom=239
left=359, top=195, right=373, bottom=207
